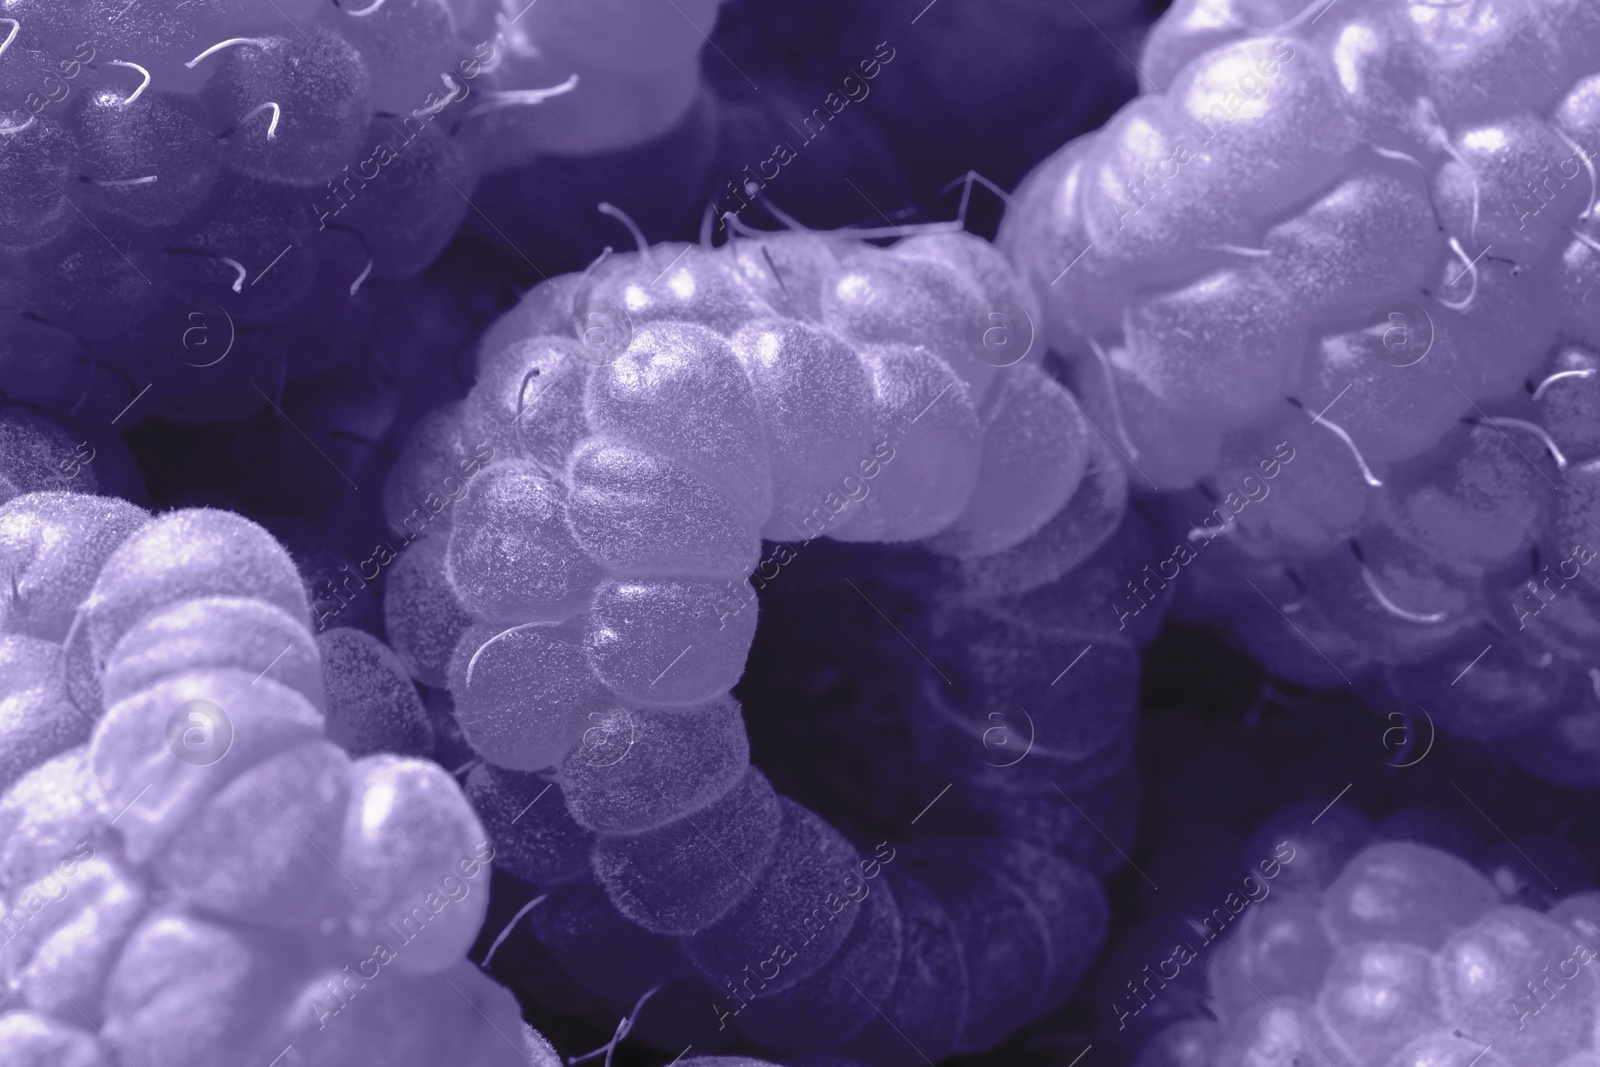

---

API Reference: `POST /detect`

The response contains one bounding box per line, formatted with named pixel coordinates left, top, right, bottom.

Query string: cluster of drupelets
left=0, top=420, right=546, bottom=1066
left=21, top=0, right=1600, bottom=1061
left=0, top=0, right=727, bottom=414
left=1001, top=0, right=1600, bottom=787
left=1130, top=821, right=1600, bottom=1067
left=376, top=223, right=1163, bottom=1056
left=1082, top=703, right=1600, bottom=1066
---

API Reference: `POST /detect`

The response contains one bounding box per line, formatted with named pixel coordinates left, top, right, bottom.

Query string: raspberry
left=158, top=740, right=353, bottom=930
left=682, top=799, right=865, bottom=996
left=444, top=460, right=604, bottom=626
left=0, top=413, right=141, bottom=506
left=593, top=766, right=782, bottom=937
left=0, top=118, right=76, bottom=251
left=382, top=532, right=476, bottom=688
left=317, top=628, right=435, bottom=757
left=1323, top=841, right=1501, bottom=949
left=462, top=762, right=589, bottom=889
left=560, top=698, right=749, bottom=834
left=839, top=874, right=967, bottom=1067
left=0, top=492, right=148, bottom=641
left=336, top=754, right=491, bottom=973
left=100, top=596, right=323, bottom=711
left=336, top=0, right=458, bottom=112
left=0, top=0, right=738, bottom=421
left=74, top=89, right=221, bottom=225
left=0, top=491, right=547, bottom=1063
left=733, top=874, right=903, bottom=1052
left=0, top=1010, right=107, bottom=1067
left=0, top=747, right=101, bottom=894
left=998, top=0, right=1600, bottom=769
left=377, top=220, right=1141, bottom=1054
left=519, top=0, right=721, bottom=76
left=448, top=619, right=606, bottom=771
left=81, top=509, right=308, bottom=662
left=729, top=319, right=875, bottom=537
left=1123, top=789, right=1600, bottom=1067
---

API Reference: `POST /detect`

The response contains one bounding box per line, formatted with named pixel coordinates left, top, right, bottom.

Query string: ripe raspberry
left=383, top=221, right=1138, bottom=1055
left=1001, top=0, right=1600, bottom=775
left=0, top=491, right=543, bottom=1063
